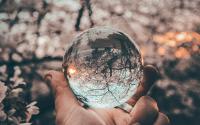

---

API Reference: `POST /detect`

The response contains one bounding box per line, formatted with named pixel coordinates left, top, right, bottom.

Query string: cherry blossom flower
left=0, top=81, right=7, bottom=103
left=25, top=101, right=39, bottom=122
left=0, top=110, right=7, bottom=121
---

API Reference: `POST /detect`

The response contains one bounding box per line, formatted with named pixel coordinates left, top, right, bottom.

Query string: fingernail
left=44, top=74, right=52, bottom=81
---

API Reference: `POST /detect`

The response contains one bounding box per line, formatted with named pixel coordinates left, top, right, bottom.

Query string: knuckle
left=139, top=96, right=158, bottom=111
left=140, top=96, right=155, bottom=103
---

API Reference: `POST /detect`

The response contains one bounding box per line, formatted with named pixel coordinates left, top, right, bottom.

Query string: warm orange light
left=192, top=45, right=199, bottom=52
left=157, top=47, right=166, bottom=56
left=140, top=47, right=146, bottom=57
left=152, top=32, right=200, bottom=59
left=68, top=66, right=77, bottom=75
left=153, top=32, right=200, bottom=46
left=175, top=47, right=190, bottom=59
left=175, top=32, right=187, bottom=42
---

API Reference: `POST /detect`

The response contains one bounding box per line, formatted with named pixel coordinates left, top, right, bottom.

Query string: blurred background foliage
left=0, top=0, right=200, bottom=125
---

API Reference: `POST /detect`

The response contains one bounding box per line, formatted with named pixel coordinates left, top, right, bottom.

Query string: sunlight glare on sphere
left=63, top=27, right=143, bottom=108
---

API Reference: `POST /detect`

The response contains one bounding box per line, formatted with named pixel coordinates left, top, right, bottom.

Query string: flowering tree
left=0, top=0, right=200, bottom=125
left=0, top=67, right=39, bottom=124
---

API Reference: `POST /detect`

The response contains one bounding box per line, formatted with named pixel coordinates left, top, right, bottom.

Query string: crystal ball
left=63, top=27, right=143, bottom=108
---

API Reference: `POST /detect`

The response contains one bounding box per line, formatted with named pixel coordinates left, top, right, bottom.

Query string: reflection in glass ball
left=63, top=27, right=143, bottom=108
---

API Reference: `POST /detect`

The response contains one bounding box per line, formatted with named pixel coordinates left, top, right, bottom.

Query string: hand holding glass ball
left=45, top=27, right=170, bottom=125
left=63, top=27, right=143, bottom=108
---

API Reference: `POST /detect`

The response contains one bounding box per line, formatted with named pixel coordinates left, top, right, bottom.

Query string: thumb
left=44, top=70, right=80, bottom=112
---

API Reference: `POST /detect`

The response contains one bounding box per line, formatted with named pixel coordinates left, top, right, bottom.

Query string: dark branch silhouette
left=75, top=0, right=94, bottom=31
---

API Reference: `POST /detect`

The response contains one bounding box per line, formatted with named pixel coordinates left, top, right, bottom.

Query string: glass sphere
left=63, top=27, right=143, bottom=108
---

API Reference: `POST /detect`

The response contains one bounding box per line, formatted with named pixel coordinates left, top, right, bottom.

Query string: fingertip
left=46, top=70, right=66, bottom=83
left=45, top=71, right=80, bottom=111
left=154, top=112, right=170, bottom=125
left=130, top=96, right=159, bottom=125
left=141, top=65, right=160, bottom=91
left=127, top=66, right=160, bottom=106
left=45, top=70, right=62, bottom=75
left=44, top=74, right=52, bottom=82
left=143, top=65, right=160, bottom=84
left=45, top=70, right=56, bottom=77
left=44, top=70, right=69, bottom=94
left=44, top=70, right=57, bottom=83
left=159, top=112, right=170, bottom=123
left=44, top=70, right=54, bottom=81
left=138, top=96, right=158, bottom=111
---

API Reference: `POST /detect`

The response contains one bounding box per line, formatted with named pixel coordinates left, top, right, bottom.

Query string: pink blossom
left=0, top=81, right=7, bottom=103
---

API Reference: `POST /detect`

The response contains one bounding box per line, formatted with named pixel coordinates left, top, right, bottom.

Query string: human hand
left=45, top=65, right=170, bottom=125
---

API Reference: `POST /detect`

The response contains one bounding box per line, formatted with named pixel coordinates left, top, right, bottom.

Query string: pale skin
left=45, top=65, right=170, bottom=125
